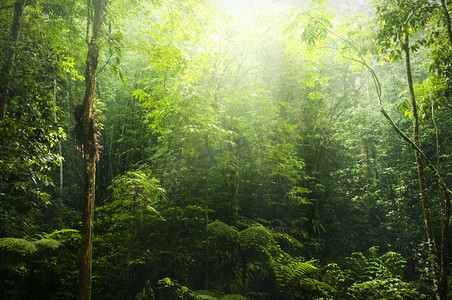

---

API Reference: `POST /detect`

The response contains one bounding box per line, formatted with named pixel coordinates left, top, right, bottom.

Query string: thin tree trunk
left=232, top=168, right=240, bottom=221
left=53, top=79, right=63, bottom=194
left=438, top=5, right=452, bottom=298
left=204, top=134, right=210, bottom=289
left=404, top=36, right=442, bottom=300
left=440, top=190, right=451, bottom=300
left=440, top=0, right=452, bottom=48
left=355, top=28, right=452, bottom=300
left=78, top=1, right=106, bottom=299
left=0, top=0, right=27, bottom=126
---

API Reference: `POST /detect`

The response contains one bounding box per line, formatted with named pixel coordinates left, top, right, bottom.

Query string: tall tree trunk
left=78, top=1, right=106, bottom=299
left=204, top=134, right=210, bottom=289
left=404, top=36, right=442, bottom=300
left=440, top=0, right=452, bottom=48
left=53, top=79, right=64, bottom=195
left=232, top=168, right=240, bottom=221
left=0, top=0, right=27, bottom=126
left=435, top=3, right=452, bottom=298
left=440, top=190, right=451, bottom=300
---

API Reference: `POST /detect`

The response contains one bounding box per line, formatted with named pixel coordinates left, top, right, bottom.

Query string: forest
left=1, top=0, right=452, bottom=299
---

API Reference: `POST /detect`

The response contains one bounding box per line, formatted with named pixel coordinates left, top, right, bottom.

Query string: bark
left=53, top=79, right=63, bottom=194
left=440, top=0, right=452, bottom=48
left=404, top=36, right=442, bottom=300
left=0, top=0, right=27, bottom=126
left=440, top=190, right=451, bottom=300
left=435, top=4, right=452, bottom=296
left=204, top=134, right=210, bottom=289
left=78, top=1, right=106, bottom=299
left=356, top=27, right=452, bottom=300
left=232, top=168, right=240, bottom=221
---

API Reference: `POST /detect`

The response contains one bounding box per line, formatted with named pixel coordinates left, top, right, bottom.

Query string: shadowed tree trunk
left=77, top=1, right=107, bottom=299
left=0, top=0, right=27, bottom=126
left=440, top=0, right=452, bottom=48
left=404, top=35, right=442, bottom=300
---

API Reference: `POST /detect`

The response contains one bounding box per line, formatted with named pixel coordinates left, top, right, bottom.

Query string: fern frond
left=209, top=280, right=226, bottom=293
left=45, top=229, right=79, bottom=239
left=273, top=232, right=303, bottom=249
left=0, top=237, right=37, bottom=254
left=300, top=277, right=335, bottom=294
left=274, top=261, right=318, bottom=290
left=207, top=221, right=239, bottom=246
left=220, top=294, right=249, bottom=300
left=239, top=226, right=273, bottom=250
left=34, top=238, right=61, bottom=250
left=191, top=289, right=220, bottom=300
left=191, top=295, right=218, bottom=300
left=288, top=261, right=317, bottom=279
left=208, top=221, right=239, bottom=238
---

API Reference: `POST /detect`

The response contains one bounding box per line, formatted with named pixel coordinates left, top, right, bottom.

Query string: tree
left=373, top=1, right=452, bottom=298
left=76, top=0, right=107, bottom=299
left=0, top=0, right=69, bottom=235
left=0, top=0, right=27, bottom=125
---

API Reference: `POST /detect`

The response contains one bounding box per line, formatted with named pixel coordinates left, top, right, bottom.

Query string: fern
left=287, top=261, right=317, bottom=280
left=239, top=225, right=273, bottom=250
left=220, top=294, right=248, bottom=300
left=0, top=231, right=67, bottom=254
left=273, top=232, right=303, bottom=249
left=0, top=237, right=37, bottom=254
left=45, top=228, right=79, bottom=238
left=274, top=261, right=317, bottom=287
left=207, top=221, right=239, bottom=242
left=299, top=277, right=335, bottom=295
left=34, top=238, right=61, bottom=250
left=191, top=290, right=249, bottom=300
left=273, top=259, right=334, bottom=298
left=191, top=289, right=219, bottom=300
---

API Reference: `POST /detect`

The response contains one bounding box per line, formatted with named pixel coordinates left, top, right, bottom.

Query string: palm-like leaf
left=208, top=221, right=239, bottom=239
left=239, top=225, right=273, bottom=251
left=274, top=261, right=317, bottom=286
left=34, top=238, right=61, bottom=250
left=191, top=289, right=220, bottom=300
left=0, top=237, right=37, bottom=254
left=0, top=231, right=65, bottom=255
left=274, top=260, right=334, bottom=297
left=220, top=294, right=248, bottom=300
left=191, top=290, right=249, bottom=300
left=207, top=221, right=239, bottom=248
left=273, top=232, right=303, bottom=249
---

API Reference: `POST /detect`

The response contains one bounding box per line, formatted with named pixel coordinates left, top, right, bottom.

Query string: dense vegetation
left=1, top=0, right=452, bottom=299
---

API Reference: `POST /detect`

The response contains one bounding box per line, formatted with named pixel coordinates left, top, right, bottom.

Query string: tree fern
left=272, top=232, right=303, bottom=250
left=207, top=221, right=239, bottom=243
left=273, top=259, right=334, bottom=298
left=0, top=230, right=70, bottom=254
left=191, top=290, right=249, bottom=300
left=191, top=289, right=220, bottom=300
left=0, top=237, right=37, bottom=254
left=274, top=260, right=317, bottom=288
left=238, top=225, right=273, bottom=251
left=287, top=261, right=317, bottom=279
left=220, top=294, right=248, bottom=300
left=34, top=238, right=61, bottom=250
left=207, top=221, right=240, bottom=260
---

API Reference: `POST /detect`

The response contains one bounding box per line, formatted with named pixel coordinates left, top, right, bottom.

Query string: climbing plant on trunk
left=372, top=1, right=451, bottom=299
left=76, top=0, right=107, bottom=299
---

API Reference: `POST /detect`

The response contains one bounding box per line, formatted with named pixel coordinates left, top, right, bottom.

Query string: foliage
left=346, top=247, right=421, bottom=299
left=1, top=0, right=450, bottom=299
left=191, top=289, right=249, bottom=300
left=0, top=229, right=80, bottom=300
